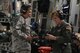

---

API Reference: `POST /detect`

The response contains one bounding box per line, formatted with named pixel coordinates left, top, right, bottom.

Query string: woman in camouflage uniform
left=45, top=10, right=72, bottom=53
left=13, top=4, right=32, bottom=53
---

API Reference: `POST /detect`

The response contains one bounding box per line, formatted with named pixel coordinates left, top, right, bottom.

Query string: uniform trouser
left=51, top=43, right=72, bottom=53
left=62, top=43, right=72, bottom=53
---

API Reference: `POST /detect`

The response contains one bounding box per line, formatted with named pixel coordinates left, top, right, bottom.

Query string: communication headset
left=20, top=4, right=31, bottom=14
left=57, top=10, right=64, bottom=20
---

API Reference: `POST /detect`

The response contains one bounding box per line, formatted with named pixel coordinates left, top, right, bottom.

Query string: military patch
left=66, top=25, right=71, bottom=31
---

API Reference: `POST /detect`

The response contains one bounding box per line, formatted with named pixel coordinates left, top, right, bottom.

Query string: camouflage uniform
left=13, top=16, right=31, bottom=53
left=50, top=21, right=72, bottom=53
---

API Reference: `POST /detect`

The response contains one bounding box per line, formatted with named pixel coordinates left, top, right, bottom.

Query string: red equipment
left=38, top=46, right=52, bottom=53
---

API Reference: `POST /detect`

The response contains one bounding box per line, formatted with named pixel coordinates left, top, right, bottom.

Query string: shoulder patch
left=66, top=24, right=72, bottom=31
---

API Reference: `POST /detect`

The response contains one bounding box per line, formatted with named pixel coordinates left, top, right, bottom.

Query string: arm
left=45, top=24, right=72, bottom=44
left=56, top=24, right=72, bottom=44
left=15, top=19, right=28, bottom=39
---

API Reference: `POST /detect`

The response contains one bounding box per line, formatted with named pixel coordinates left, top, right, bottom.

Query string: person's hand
left=32, top=36, right=39, bottom=39
left=25, top=35, right=32, bottom=41
left=45, top=34, right=57, bottom=40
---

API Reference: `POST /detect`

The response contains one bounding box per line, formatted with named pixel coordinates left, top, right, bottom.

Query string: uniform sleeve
left=56, top=24, right=72, bottom=44
left=15, top=19, right=28, bottom=39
